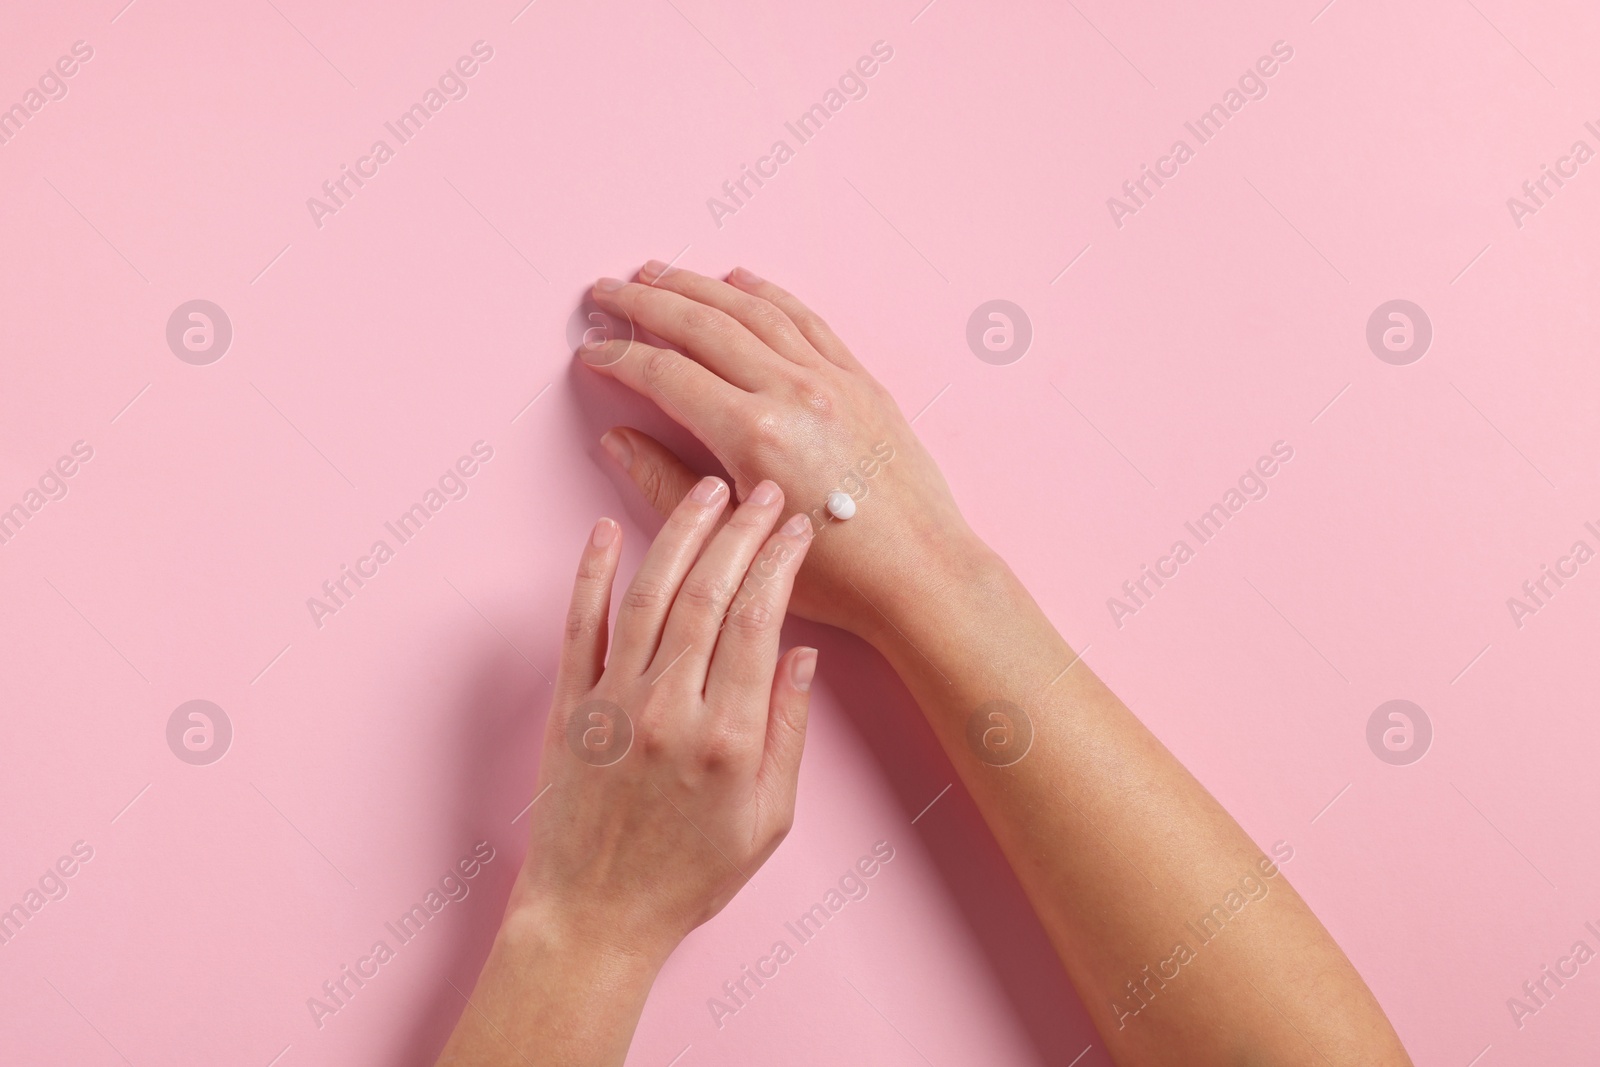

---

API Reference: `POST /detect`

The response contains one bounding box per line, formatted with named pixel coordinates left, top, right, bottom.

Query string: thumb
left=599, top=427, right=700, bottom=517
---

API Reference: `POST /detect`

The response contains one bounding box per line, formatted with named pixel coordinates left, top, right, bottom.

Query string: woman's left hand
left=507, top=476, right=818, bottom=961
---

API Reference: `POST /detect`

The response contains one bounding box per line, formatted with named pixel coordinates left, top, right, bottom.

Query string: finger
left=649, top=480, right=786, bottom=690
left=591, top=278, right=788, bottom=390
left=639, top=261, right=825, bottom=369
left=555, top=517, right=622, bottom=699
left=599, top=427, right=699, bottom=519
left=754, top=645, right=816, bottom=833
left=705, top=511, right=815, bottom=721
left=726, top=267, right=863, bottom=372
left=609, top=476, right=730, bottom=676
left=581, top=338, right=755, bottom=485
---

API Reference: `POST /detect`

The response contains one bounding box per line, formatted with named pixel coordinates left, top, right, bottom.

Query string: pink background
left=3, top=1, right=1599, bottom=1064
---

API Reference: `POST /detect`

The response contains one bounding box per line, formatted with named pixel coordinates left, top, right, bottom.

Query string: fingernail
left=730, top=266, right=763, bottom=285
left=748, top=480, right=781, bottom=506
left=781, top=512, right=814, bottom=539
left=600, top=430, right=633, bottom=472
left=592, top=518, right=618, bottom=548
left=579, top=341, right=613, bottom=365
left=690, top=476, right=726, bottom=505
left=642, top=259, right=671, bottom=282
left=791, top=648, right=817, bottom=692
left=594, top=277, right=627, bottom=293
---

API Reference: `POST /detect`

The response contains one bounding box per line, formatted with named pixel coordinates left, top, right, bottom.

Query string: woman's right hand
left=579, top=263, right=987, bottom=638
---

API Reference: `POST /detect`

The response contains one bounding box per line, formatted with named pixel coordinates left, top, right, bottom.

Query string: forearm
left=858, top=537, right=1410, bottom=1066
left=434, top=901, right=665, bottom=1067
left=567, top=261, right=1411, bottom=1062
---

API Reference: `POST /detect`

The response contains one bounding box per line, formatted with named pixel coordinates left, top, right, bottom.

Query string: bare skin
left=435, top=264, right=1414, bottom=1066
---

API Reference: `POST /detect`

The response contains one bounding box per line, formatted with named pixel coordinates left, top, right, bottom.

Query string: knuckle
left=680, top=303, right=729, bottom=337
left=634, top=697, right=683, bottom=755
left=621, top=580, right=671, bottom=615
left=724, top=595, right=775, bottom=634
left=730, top=498, right=780, bottom=529
left=563, top=607, right=596, bottom=644
left=635, top=721, right=673, bottom=761
left=642, top=346, right=678, bottom=391
left=635, top=461, right=669, bottom=507
left=678, top=572, right=733, bottom=613
left=747, top=410, right=787, bottom=451
left=794, top=309, right=828, bottom=335
left=741, top=298, right=790, bottom=335
left=665, top=496, right=708, bottom=535
left=695, top=720, right=752, bottom=771
left=796, top=386, right=834, bottom=420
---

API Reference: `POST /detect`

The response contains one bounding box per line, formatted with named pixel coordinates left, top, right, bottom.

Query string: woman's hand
left=435, top=480, right=816, bottom=1066
left=580, top=263, right=984, bottom=637
left=506, top=475, right=817, bottom=964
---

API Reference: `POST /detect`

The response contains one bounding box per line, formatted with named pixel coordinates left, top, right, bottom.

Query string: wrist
left=447, top=891, right=666, bottom=1064
left=499, top=885, right=678, bottom=979
left=853, top=524, right=1004, bottom=650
